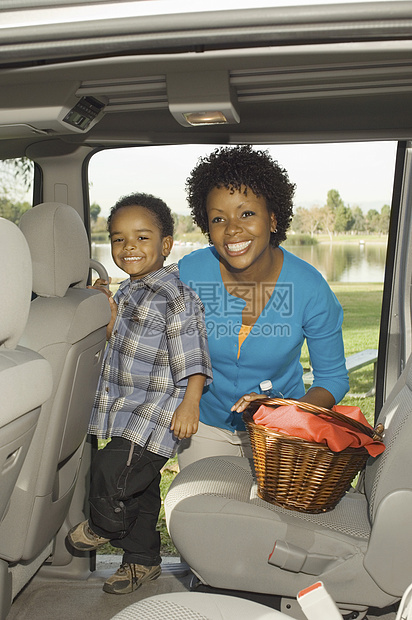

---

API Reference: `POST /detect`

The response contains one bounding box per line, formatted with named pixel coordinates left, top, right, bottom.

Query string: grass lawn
left=98, top=281, right=383, bottom=558
left=300, top=282, right=383, bottom=424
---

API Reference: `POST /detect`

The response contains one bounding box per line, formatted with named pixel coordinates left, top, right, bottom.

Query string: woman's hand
left=231, top=392, right=269, bottom=413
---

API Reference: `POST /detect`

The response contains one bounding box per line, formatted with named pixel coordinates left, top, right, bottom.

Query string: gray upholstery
left=165, top=356, right=412, bottom=614
left=110, top=592, right=288, bottom=619
left=0, top=204, right=110, bottom=572
left=21, top=201, right=90, bottom=297
left=0, top=218, right=52, bottom=521
left=0, top=217, right=53, bottom=620
left=1, top=217, right=31, bottom=350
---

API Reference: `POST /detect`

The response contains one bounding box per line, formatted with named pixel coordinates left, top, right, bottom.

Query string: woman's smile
left=225, top=240, right=252, bottom=255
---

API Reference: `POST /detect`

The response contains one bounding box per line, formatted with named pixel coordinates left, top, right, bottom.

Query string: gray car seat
left=165, top=355, right=412, bottom=619
left=110, top=592, right=293, bottom=619
left=0, top=203, right=111, bottom=607
left=0, top=217, right=53, bottom=617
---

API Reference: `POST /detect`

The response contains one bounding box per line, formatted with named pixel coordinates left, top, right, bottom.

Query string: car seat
left=109, top=592, right=293, bottom=619
left=165, top=354, right=412, bottom=618
left=0, top=203, right=111, bottom=607
left=0, top=217, right=53, bottom=617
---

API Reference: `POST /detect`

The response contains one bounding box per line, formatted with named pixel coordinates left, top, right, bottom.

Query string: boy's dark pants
left=88, top=437, right=168, bottom=566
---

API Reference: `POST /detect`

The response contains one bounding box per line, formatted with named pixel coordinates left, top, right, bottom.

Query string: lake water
left=91, top=240, right=387, bottom=284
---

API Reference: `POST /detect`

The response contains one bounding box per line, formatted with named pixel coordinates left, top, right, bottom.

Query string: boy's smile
left=109, top=205, right=173, bottom=280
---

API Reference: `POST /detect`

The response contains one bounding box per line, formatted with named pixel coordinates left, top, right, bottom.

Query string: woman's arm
left=303, top=277, right=349, bottom=404
left=231, top=385, right=336, bottom=413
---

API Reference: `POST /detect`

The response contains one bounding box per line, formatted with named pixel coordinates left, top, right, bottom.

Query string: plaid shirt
left=88, top=263, right=213, bottom=458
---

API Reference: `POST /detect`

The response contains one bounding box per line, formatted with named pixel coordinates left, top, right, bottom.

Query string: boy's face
left=109, top=205, right=173, bottom=280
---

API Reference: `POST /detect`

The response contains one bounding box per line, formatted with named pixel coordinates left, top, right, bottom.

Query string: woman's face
left=206, top=185, right=277, bottom=271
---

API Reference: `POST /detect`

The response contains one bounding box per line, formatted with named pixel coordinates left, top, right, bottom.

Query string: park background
left=87, top=142, right=393, bottom=555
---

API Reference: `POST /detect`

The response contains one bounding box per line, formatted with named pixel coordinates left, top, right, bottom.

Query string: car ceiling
left=0, top=1, right=412, bottom=158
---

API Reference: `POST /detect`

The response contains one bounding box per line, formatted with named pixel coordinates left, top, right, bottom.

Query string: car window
left=0, top=158, right=33, bottom=225
left=88, top=142, right=396, bottom=282
left=88, top=140, right=397, bottom=424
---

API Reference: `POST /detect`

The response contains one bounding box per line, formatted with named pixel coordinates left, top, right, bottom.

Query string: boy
left=67, top=192, right=212, bottom=594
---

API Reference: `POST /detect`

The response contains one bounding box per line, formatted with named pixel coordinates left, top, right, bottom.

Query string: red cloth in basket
left=253, top=404, right=385, bottom=456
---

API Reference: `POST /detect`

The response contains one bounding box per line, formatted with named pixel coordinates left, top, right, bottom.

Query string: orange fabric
left=253, top=404, right=385, bottom=456
left=237, top=324, right=252, bottom=358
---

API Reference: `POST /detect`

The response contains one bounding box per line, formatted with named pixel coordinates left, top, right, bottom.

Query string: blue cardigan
left=179, top=246, right=349, bottom=432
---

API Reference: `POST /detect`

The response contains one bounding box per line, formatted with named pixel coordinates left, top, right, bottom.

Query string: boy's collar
left=118, top=263, right=185, bottom=312
left=119, top=263, right=180, bottom=294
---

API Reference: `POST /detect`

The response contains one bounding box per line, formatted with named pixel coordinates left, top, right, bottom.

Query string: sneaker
left=103, top=562, right=161, bottom=594
left=67, top=520, right=110, bottom=551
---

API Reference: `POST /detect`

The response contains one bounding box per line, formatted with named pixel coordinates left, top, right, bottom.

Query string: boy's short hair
left=107, top=192, right=174, bottom=238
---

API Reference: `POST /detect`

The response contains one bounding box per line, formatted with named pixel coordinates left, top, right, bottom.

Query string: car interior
left=0, top=202, right=110, bottom=597
left=1, top=1, right=412, bottom=619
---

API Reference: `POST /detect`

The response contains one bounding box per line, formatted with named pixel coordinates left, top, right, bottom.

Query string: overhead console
left=0, top=90, right=107, bottom=140
left=61, top=96, right=106, bottom=132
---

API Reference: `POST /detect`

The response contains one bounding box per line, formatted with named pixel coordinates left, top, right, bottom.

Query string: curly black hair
left=107, top=192, right=174, bottom=238
left=186, top=145, right=295, bottom=247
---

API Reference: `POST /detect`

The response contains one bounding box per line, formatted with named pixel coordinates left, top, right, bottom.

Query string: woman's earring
left=273, top=228, right=278, bottom=233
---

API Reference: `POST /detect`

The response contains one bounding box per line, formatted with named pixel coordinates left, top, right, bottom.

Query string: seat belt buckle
left=297, top=581, right=343, bottom=620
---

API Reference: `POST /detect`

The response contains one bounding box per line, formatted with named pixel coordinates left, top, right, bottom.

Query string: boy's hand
left=87, top=277, right=113, bottom=299
left=87, top=277, right=118, bottom=339
left=106, top=296, right=118, bottom=340
left=231, top=392, right=267, bottom=413
left=171, top=374, right=205, bottom=439
left=170, top=401, right=200, bottom=440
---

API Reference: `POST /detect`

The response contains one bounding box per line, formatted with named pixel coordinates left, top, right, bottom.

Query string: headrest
left=19, top=202, right=90, bottom=297
left=0, top=218, right=32, bottom=349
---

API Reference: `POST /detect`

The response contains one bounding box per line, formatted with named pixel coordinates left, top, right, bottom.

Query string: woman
left=177, top=145, right=349, bottom=469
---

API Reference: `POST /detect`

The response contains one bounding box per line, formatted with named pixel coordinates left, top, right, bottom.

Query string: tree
left=0, top=158, right=34, bottom=226
left=0, top=197, right=31, bottom=225
left=290, top=206, right=307, bottom=234
left=318, top=189, right=346, bottom=239
left=334, top=204, right=354, bottom=233
left=174, top=213, right=197, bottom=236
left=379, top=204, right=391, bottom=233
left=326, top=189, right=344, bottom=212
left=320, top=204, right=335, bottom=241
left=351, top=206, right=365, bottom=232
left=90, top=202, right=101, bottom=223
left=10, top=158, right=34, bottom=190
left=0, top=158, right=34, bottom=196
left=366, top=209, right=381, bottom=233
left=302, top=205, right=323, bottom=236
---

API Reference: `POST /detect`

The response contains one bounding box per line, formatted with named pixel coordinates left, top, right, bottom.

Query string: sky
left=88, top=141, right=398, bottom=218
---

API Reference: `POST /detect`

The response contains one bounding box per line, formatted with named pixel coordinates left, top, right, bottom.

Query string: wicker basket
left=243, top=398, right=384, bottom=514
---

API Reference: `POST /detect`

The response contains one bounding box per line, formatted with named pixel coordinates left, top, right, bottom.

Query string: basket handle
left=253, top=397, right=384, bottom=442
